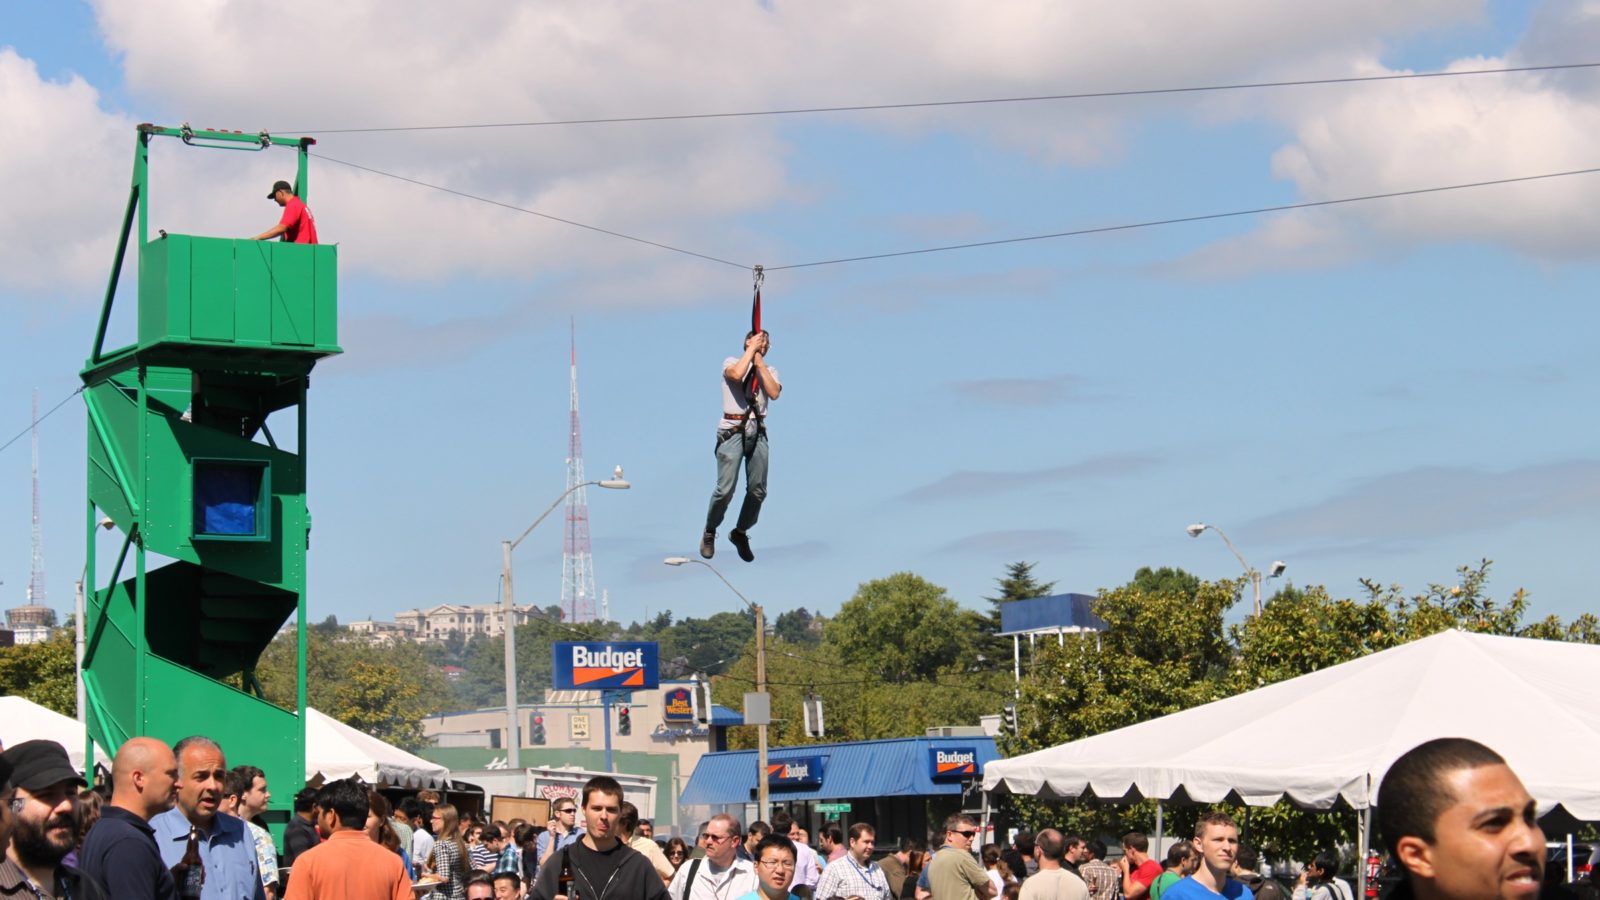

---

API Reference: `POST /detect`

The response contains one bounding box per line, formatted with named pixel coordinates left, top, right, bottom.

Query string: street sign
left=816, top=802, right=851, bottom=813
left=571, top=714, right=591, bottom=741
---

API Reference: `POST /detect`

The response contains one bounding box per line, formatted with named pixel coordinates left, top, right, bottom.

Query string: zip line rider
left=701, top=327, right=781, bottom=562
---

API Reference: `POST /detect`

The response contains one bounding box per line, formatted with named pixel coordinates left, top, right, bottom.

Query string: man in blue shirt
left=533, top=797, right=582, bottom=873
left=152, top=735, right=266, bottom=900
left=1160, top=812, right=1253, bottom=900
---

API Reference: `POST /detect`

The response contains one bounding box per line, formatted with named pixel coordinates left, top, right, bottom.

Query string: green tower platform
left=80, top=124, right=339, bottom=840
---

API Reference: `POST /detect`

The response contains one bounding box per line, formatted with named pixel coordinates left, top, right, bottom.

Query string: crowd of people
left=0, top=735, right=1557, bottom=900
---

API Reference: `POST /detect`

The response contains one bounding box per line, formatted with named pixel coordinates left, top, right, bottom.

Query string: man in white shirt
left=701, top=328, right=782, bottom=563
left=669, top=814, right=758, bottom=900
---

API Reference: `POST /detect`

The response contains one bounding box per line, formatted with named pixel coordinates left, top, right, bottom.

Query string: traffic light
left=1002, top=703, right=1018, bottom=736
left=531, top=714, right=547, bottom=745
left=617, top=707, right=632, bottom=736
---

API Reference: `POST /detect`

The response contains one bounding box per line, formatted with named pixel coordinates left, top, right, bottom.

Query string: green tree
left=0, top=631, right=76, bottom=717
left=330, top=660, right=430, bottom=751
left=825, top=573, right=975, bottom=682
left=773, top=608, right=822, bottom=645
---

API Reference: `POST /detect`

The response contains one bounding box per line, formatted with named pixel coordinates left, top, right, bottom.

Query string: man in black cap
left=0, top=738, right=110, bottom=899
left=0, top=747, right=14, bottom=852
left=253, top=180, right=319, bottom=244
left=79, top=736, right=180, bottom=900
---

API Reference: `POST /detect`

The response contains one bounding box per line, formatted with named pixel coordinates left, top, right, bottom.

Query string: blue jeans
left=705, top=429, right=768, bottom=533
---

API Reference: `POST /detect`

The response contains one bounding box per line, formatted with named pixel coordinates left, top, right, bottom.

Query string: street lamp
left=1185, top=522, right=1285, bottom=617
left=663, top=556, right=769, bottom=819
left=502, top=467, right=630, bottom=768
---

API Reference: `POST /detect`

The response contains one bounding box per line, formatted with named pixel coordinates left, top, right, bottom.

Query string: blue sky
left=2, top=1, right=1597, bottom=630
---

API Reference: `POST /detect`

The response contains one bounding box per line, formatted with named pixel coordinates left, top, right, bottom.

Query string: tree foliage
left=825, top=572, right=979, bottom=682
left=0, top=631, right=76, bottom=717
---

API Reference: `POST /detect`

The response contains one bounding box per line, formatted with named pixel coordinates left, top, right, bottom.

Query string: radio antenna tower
left=561, top=321, right=597, bottom=623
left=28, top=389, right=46, bottom=605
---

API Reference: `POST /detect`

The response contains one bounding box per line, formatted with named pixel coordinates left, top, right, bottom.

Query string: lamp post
left=502, top=467, right=630, bottom=769
left=1185, top=522, right=1285, bottom=617
left=663, top=556, right=768, bottom=819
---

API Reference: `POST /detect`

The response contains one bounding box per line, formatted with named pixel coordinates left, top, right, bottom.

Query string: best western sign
left=767, top=755, right=825, bottom=789
left=662, top=687, right=695, bottom=723
left=929, top=747, right=979, bottom=781
left=553, top=642, right=660, bottom=690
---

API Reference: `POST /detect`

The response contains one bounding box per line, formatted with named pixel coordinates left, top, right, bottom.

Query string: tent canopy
left=0, top=698, right=448, bottom=790
left=306, top=708, right=449, bottom=789
left=983, top=629, right=1600, bottom=819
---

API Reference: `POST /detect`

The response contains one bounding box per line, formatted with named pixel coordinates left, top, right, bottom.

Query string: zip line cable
left=284, top=62, right=1600, bottom=135
left=314, top=153, right=749, bottom=270
left=316, top=148, right=1600, bottom=274
left=766, top=166, right=1600, bottom=271
left=0, top=386, right=85, bottom=457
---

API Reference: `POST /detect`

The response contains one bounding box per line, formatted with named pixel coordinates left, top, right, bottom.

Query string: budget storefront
left=679, top=736, right=998, bottom=846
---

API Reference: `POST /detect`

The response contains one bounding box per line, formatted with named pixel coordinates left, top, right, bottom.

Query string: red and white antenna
left=561, top=321, right=597, bottom=623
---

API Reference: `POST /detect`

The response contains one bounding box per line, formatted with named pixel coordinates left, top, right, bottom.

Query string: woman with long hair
left=982, top=844, right=1016, bottom=897
left=424, top=802, right=468, bottom=900
left=367, top=790, right=415, bottom=878
left=665, top=837, right=691, bottom=874
left=901, top=848, right=927, bottom=900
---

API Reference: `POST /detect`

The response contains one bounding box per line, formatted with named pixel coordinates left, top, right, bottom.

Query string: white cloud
left=0, top=49, right=132, bottom=297
left=3, top=0, right=1498, bottom=301
left=1183, top=3, right=1600, bottom=270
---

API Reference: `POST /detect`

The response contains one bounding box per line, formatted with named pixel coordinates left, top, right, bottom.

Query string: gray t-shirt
left=719, top=357, right=780, bottom=430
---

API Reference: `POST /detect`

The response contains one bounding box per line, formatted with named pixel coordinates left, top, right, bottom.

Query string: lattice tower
left=560, top=322, right=596, bottom=623
left=28, top=389, right=46, bottom=605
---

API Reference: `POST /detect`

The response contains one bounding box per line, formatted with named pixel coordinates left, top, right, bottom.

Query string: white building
left=394, top=602, right=538, bottom=641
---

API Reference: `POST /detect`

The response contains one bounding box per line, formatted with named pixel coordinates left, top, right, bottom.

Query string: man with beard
left=0, top=739, right=110, bottom=899
left=152, top=736, right=266, bottom=900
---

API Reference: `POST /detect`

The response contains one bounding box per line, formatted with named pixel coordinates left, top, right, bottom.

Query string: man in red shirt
left=1117, top=832, right=1163, bottom=900
left=255, top=179, right=319, bottom=243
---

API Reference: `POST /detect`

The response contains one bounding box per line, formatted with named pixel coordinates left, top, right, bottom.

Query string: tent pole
left=1357, top=807, right=1370, bottom=900
left=1155, top=800, right=1164, bottom=857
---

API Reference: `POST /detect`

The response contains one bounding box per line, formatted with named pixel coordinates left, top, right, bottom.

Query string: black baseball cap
left=1, top=740, right=86, bottom=791
left=268, top=180, right=293, bottom=199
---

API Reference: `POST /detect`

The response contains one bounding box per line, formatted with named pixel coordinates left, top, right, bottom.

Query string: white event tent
left=983, top=628, right=1600, bottom=890
left=0, top=697, right=448, bottom=789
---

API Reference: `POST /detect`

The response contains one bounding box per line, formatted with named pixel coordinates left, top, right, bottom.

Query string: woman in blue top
left=738, top=834, right=805, bottom=900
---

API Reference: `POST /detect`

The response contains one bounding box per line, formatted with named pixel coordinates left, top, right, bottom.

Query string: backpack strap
left=679, top=857, right=705, bottom=900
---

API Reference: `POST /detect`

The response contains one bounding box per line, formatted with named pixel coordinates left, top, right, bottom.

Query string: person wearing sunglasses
left=668, top=814, right=757, bottom=900
left=536, top=801, right=582, bottom=871
left=926, top=815, right=996, bottom=900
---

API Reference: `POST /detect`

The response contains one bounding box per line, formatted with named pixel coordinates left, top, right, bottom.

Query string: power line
left=314, top=150, right=1600, bottom=276
left=313, top=153, right=749, bottom=270
left=285, top=62, right=1600, bottom=135
left=0, top=386, right=84, bottom=457
left=767, top=166, right=1600, bottom=271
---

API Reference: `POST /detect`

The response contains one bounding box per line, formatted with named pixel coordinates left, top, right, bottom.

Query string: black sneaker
left=729, top=529, right=755, bottom=562
left=700, top=531, right=716, bottom=559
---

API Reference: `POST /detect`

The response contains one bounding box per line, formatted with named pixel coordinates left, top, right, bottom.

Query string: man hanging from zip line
left=701, top=328, right=782, bottom=563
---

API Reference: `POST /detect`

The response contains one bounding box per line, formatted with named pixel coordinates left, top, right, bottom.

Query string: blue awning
left=709, top=704, right=744, bottom=726
left=679, top=736, right=999, bottom=806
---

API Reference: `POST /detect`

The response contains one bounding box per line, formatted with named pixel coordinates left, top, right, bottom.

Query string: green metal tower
left=80, top=124, right=340, bottom=838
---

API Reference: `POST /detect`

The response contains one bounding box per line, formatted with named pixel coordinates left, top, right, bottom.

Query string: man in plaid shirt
left=813, top=824, right=890, bottom=900
left=1079, top=840, right=1121, bottom=900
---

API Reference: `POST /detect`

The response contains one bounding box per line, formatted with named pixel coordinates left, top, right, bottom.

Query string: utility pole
left=755, top=602, right=768, bottom=818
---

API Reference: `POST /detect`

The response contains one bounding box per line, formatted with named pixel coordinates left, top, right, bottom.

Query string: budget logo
left=553, top=642, right=660, bottom=690
left=767, top=756, right=825, bottom=788
left=930, top=747, right=979, bottom=780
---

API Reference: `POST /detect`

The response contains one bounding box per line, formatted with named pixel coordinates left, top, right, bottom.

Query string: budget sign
left=553, top=642, right=660, bottom=690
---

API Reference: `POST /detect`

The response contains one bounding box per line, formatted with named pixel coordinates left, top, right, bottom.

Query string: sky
left=1, top=1, right=1597, bottom=632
